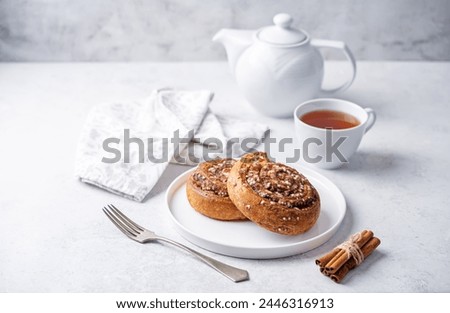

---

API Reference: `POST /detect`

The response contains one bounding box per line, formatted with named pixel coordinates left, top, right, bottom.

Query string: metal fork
left=103, top=204, right=249, bottom=283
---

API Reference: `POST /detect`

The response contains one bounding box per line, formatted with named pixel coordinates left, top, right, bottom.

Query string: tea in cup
left=293, top=98, right=376, bottom=169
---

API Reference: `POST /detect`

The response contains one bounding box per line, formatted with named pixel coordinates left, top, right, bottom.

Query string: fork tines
left=103, top=204, right=144, bottom=238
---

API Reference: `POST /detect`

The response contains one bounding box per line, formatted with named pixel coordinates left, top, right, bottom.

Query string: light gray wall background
left=0, top=0, right=449, bottom=62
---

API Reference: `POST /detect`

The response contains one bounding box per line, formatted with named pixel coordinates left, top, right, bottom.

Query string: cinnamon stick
left=315, top=248, right=339, bottom=267
left=315, top=229, right=372, bottom=267
left=324, top=230, right=373, bottom=274
left=330, top=237, right=381, bottom=283
left=315, top=230, right=381, bottom=283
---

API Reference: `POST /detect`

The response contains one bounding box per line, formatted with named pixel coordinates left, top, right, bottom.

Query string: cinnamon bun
left=186, top=158, right=247, bottom=221
left=227, top=152, right=320, bottom=235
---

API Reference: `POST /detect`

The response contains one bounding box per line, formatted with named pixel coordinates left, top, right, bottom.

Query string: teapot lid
left=257, top=13, right=307, bottom=45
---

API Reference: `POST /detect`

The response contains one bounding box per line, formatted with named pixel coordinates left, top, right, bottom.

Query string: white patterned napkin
left=75, top=89, right=268, bottom=202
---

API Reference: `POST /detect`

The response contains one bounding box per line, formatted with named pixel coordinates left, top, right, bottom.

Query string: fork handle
left=156, top=236, right=249, bottom=282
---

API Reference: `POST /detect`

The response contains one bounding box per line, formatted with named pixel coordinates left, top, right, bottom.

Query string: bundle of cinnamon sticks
left=315, top=230, right=381, bottom=283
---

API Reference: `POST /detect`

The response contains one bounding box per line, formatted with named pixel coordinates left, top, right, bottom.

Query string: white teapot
left=213, top=13, right=357, bottom=117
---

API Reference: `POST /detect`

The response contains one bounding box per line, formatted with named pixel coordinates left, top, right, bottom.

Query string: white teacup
left=293, top=98, right=376, bottom=169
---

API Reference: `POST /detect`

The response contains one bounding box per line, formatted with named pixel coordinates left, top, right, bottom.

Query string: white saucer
left=165, top=164, right=346, bottom=259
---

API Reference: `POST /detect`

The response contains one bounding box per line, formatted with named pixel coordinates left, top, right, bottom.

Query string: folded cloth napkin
left=75, top=89, right=268, bottom=202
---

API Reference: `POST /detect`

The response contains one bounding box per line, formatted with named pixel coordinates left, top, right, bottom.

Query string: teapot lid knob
left=273, top=13, right=293, bottom=29
left=257, top=13, right=307, bottom=45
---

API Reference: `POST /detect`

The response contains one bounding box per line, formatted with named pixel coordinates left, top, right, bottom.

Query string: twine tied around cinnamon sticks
left=337, top=232, right=365, bottom=265
left=315, top=230, right=381, bottom=283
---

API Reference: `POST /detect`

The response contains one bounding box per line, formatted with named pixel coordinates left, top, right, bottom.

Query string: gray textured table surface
left=0, top=62, right=449, bottom=292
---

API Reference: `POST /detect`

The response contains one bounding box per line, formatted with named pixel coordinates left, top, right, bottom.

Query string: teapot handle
left=311, top=39, right=357, bottom=94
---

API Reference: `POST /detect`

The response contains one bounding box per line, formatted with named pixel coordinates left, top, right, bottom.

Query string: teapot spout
left=213, top=29, right=254, bottom=74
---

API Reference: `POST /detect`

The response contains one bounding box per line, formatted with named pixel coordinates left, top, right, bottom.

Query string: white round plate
left=165, top=164, right=346, bottom=259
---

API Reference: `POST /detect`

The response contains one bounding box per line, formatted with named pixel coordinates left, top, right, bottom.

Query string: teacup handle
left=364, top=108, right=376, bottom=133
left=311, top=39, right=357, bottom=94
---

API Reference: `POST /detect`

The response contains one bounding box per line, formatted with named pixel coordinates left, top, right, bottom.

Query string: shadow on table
left=345, top=248, right=386, bottom=280
left=341, top=150, right=407, bottom=176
